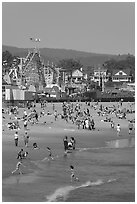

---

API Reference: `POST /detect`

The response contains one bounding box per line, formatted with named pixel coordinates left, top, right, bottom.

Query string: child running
left=47, top=147, right=54, bottom=160
left=42, top=147, right=54, bottom=161
left=70, top=165, right=79, bottom=182
left=12, top=161, right=26, bottom=175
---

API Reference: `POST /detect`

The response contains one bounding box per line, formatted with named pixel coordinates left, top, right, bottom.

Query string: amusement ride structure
left=3, top=38, right=61, bottom=91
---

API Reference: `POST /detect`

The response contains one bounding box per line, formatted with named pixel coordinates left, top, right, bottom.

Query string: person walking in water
left=32, top=142, right=40, bottom=149
left=47, top=147, right=54, bottom=160
left=63, top=136, right=68, bottom=155
left=116, top=124, right=121, bottom=137
left=12, top=160, right=26, bottom=175
left=70, top=165, right=79, bottom=182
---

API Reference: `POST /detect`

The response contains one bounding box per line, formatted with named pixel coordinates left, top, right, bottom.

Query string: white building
left=71, top=69, right=84, bottom=83
left=112, top=69, right=131, bottom=82
left=93, top=68, right=108, bottom=83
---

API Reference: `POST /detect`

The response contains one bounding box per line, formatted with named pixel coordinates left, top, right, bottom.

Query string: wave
left=77, top=147, right=108, bottom=152
left=46, top=178, right=116, bottom=202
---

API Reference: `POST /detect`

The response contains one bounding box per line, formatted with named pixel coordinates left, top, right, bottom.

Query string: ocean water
left=3, top=139, right=135, bottom=202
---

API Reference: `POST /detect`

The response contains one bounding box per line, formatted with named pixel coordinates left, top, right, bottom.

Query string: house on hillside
left=71, top=69, right=87, bottom=83
left=112, top=69, right=131, bottom=83
left=72, top=69, right=83, bottom=83
left=92, top=68, right=108, bottom=83
left=44, top=84, right=65, bottom=99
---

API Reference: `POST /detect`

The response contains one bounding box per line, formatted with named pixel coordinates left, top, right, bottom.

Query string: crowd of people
left=2, top=100, right=135, bottom=181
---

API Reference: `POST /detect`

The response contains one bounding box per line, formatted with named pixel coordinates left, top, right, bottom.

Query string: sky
left=2, top=2, right=135, bottom=55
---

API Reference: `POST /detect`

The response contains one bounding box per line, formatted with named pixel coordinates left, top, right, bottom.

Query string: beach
left=2, top=102, right=135, bottom=202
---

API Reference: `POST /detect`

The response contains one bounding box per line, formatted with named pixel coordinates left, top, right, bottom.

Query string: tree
left=2, top=50, right=13, bottom=65
left=103, top=55, right=135, bottom=82
left=57, top=58, right=83, bottom=73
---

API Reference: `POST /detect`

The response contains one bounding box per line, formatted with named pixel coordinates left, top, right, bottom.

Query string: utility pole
left=98, top=66, right=101, bottom=87
left=102, top=73, right=104, bottom=92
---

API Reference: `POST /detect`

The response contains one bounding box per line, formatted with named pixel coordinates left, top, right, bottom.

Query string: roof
left=46, top=84, right=61, bottom=90
left=112, top=69, right=131, bottom=76
left=72, top=69, right=83, bottom=77
left=2, top=78, right=8, bottom=85
left=112, top=75, right=131, bottom=79
left=44, top=86, right=60, bottom=94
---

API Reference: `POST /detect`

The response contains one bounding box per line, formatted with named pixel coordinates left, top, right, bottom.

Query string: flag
left=30, top=38, right=40, bottom=42
left=35, top=38, right=41, bottom=42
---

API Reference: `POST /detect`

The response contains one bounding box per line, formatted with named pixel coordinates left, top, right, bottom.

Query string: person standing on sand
left=54, top=110, right=58, bottom=121
left=23, top=131, right=29, bottom=147
left=91, top=119, right=95, bottom=130
left=111, top=120, right=115, bottom=129
left=116, top=124, right=121, bottom=137
left=23, top=109, right=27, bottom=119
left=14, top=131, right=19, bottom=147
left=24, top=119, right=28, bottom=130
left=128, top=121, right=134, bottom=135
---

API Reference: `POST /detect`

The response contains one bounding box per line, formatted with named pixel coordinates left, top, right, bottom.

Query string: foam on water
left=64, top=128, right=75, bottom=131
left=46, top=185, right=75, bottom=202
left=106, top=138, right=135, bottom=148
left=46, top=178, right=116, bottom=202
left=77, top=147, right=107, bottom=152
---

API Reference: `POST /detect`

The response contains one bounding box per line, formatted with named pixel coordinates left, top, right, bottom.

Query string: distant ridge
left=2, top=45, right=129, bottom=67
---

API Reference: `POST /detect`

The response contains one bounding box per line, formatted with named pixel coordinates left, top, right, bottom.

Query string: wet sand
left=2, top=102, right=135, bottom=202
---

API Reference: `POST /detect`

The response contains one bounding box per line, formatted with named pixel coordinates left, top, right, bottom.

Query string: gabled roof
left=72, top=69, right=83, bottom=77
left=44, top=86, right=60, bottom=94
left=112, top=69, right=131, bottom=76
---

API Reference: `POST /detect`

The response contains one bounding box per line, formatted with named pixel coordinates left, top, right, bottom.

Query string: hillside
left=2, top=45, right=130, bottom=67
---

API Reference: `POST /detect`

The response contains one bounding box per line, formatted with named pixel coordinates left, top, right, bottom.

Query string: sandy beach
left=2, top=102, right=135, bottom=202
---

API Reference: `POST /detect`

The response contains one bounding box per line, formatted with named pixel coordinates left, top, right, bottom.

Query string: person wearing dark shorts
left=129, top=121, right=134, bottom=135
left=14, top=131, right=19, bottom=147
left=63, top=136, right=68, bottom=154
